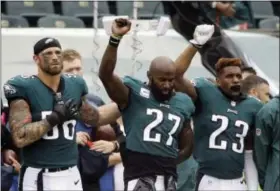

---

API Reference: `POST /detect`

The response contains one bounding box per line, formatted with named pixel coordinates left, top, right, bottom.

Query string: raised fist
left=190, top=24, right=215, bottom=47
left=112, top=18, right=131, bottom=36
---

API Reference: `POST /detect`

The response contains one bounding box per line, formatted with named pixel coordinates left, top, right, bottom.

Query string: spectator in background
left=240, top=75, right=270, bottom=190
left=61, top=49, right=122, bottom=191
left=241, top=66, right=257, bottom=79
left=204, top=1, right=253, bottom=29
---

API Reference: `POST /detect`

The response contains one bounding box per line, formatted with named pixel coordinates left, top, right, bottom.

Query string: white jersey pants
left=197, top=174, right=247, bottom=191
left=19, top=165, right=82, bottom=191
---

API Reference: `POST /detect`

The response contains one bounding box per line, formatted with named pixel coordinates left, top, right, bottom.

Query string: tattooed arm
left=9, top=99, right=52, bottom=148
left=79, top=96, right=100, bottom=127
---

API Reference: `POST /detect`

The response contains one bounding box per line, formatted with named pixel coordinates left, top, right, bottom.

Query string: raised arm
left=8, top=99, right=52, bottom=148
left=99, top=18, right=131, bottom=109
left=174, top=44, right=198, bottom=101
left=174, top=24, right=215, bottom=101
left=176, top=121, right=193, bottom=164
left=79, top=96, right=100, bottom=126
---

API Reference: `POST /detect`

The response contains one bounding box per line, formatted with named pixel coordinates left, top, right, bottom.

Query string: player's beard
left=150, top=79, right=173, bottom=102
left=40, top=61, right=63, bottom=76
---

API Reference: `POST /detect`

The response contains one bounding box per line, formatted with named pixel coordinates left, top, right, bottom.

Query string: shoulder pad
left=122, top=76, right=142, bottom=88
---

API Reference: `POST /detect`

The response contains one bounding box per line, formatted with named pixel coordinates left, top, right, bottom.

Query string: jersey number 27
left=41, top=111, right=76, bottom=140
left=143, top=108, right=181, bottom=146
left=210, top=114, right=249, bottom=153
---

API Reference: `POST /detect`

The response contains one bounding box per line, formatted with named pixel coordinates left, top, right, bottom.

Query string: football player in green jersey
left=173, top=25, right=263, bottom=190
left=240, top=75, right=270, bottom=190
left=4, top=37, right=99, bottom=191
left=98, top=18, right=195, bottom=191
left=254, top=96, right=280, bottom=191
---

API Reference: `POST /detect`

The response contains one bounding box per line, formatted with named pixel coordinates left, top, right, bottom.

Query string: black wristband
left=45, top=112, right=60, bottom=127
left=109, top=35, right=122, bottom=47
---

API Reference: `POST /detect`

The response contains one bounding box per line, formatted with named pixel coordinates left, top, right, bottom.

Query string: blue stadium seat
left=37, top=15, right=85, bottom=28
left=1, top=15, right=29, bottom=28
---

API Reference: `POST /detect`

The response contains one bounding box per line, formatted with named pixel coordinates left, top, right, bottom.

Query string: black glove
left=46, top=99, right=79, bottom=127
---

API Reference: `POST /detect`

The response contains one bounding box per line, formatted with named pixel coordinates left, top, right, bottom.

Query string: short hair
left=61, top=49, right=81, bottom=62
left=215, top=58, right=242, bottom=76
left=241, top=66, right=257, bottom=75
left=241, top=75, right=269, bottom=94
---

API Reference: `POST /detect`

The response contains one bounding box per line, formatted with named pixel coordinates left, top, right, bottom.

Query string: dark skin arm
left=8, top=99, right=52, bottom=148
left=174, top=45, right=198, bottom=101
left=99, top=45, right=129, bottom=109
left=176, top=121, right=193, bottom=164
left=79, top=96, right=100, bottom=127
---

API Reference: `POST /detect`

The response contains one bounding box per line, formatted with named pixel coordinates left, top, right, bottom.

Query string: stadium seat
left=37, top=15, right=85, bottom=28
left=1, top=15, right=29, bottom=28
left=116, top=1, right=165, bottom=19
left=259, top=17, right=280, bottom=30
left=61, top=1, right=112, bottom=27
left=249, top=2, right=276, bottom=26
left=138, top=2, right=165, bottom=19
left=61, top=1, right=111, bottom=17
left=116, top=1, right=133, bottom=17
left=5, top=1, right=54, bottom=17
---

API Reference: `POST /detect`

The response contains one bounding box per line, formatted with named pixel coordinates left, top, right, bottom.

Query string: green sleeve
left=79, top=77, right=88, bottom=97
left=3, top=75, right=28, bottom=105
left=254, top=107, right=272, bottom=189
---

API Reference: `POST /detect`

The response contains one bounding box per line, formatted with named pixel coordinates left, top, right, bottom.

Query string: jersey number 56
left=41, top=111, right=76, bottom=140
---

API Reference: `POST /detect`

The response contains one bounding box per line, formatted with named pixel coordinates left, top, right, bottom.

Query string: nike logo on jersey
left=227, top=109, right=238, bottom=114
left=74, top=179, right=80, bottom=185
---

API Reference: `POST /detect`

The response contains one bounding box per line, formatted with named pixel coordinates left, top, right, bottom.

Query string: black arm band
left=109, top=35, right=122, bottom=47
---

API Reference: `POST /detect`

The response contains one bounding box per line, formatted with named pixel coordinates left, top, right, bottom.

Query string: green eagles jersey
left=192, top=77, right=263, bottom=179
left=254, top=96, right=280, bottom=191
left=121, top=76, right=195, bottom=158
left=4, top=74, right=88, bottom=168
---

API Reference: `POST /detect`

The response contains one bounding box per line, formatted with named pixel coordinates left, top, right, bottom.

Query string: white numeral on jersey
left=143, top=108, right=181, bottom=146
left=209, top=115, right=228, bottom=150
left=41, top=111, right=76, bottom=140
left=209, top=114, right=249, bottom=153
left=233, top=120, right=249, bottom=153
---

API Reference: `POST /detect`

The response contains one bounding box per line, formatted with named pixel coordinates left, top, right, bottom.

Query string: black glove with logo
left=46, top=99, right=80, bottom=127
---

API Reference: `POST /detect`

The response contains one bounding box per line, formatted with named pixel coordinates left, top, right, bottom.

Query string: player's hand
left=112, top=18, right=131, bottom=36
left=190, top=24, right=215, bottom=47
left=46, top=99, right=79, bottom=127
left=90, top=140, right=116, bottom=154
left=76, top=132, right=90, bottom=146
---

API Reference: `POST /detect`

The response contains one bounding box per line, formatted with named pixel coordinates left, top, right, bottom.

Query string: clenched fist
left=112, top=18, right=131, bottom=36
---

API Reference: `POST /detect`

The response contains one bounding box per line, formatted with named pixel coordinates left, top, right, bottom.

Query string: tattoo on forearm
left=79, top=98, right=99, bottom=126
left=9, top=100, right=51, bottom=148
